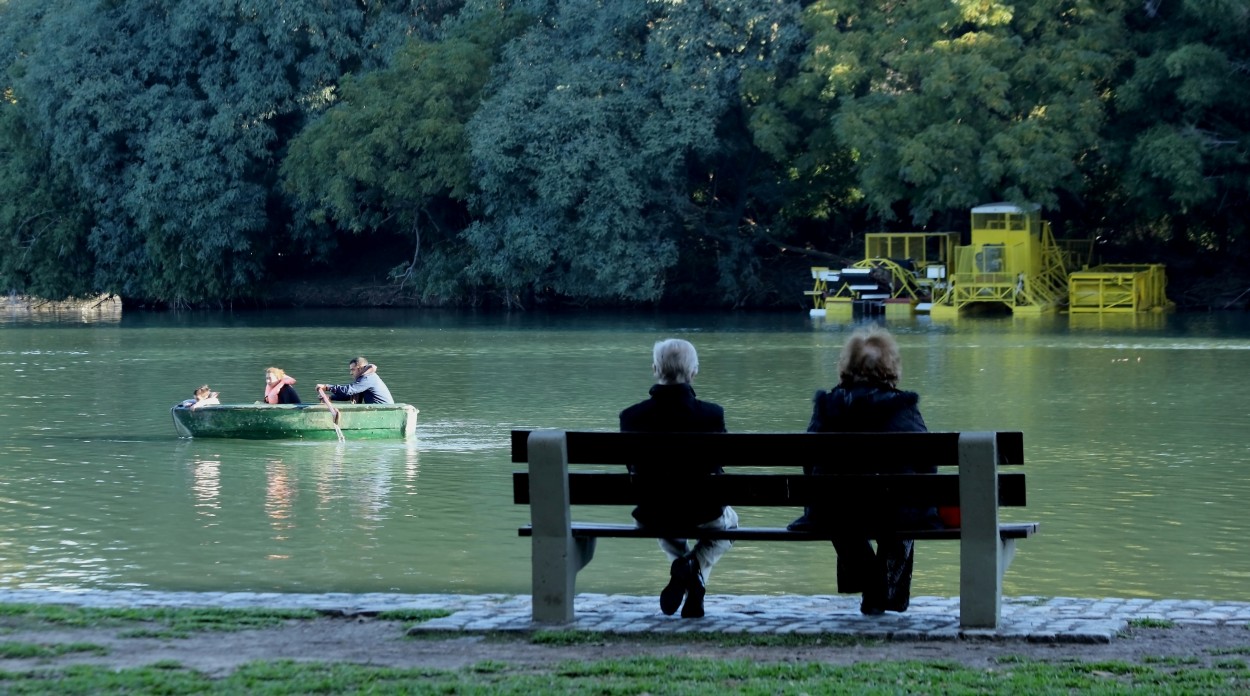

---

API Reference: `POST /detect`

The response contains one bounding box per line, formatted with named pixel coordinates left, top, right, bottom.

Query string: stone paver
left=0, top=589, right=1245, bottom=644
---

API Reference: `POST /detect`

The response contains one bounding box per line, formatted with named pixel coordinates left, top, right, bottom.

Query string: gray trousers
left=654, top=506, right=739, bottom=585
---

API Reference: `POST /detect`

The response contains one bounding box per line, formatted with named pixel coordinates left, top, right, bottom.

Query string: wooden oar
left=317, top=387, right=345, bottom=442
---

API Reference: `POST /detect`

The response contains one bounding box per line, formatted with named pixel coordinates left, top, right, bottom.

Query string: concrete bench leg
left=958, top=431, right=1002, bottom=630
left=528, top=430, right=589, bottom=624
left=1000, top=538, right=1017, bottom=578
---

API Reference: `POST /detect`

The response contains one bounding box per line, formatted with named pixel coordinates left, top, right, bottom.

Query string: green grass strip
left=527, top=628, right=874, bottom=648
left=0, top=642, right=108, bottom=659
left=0, top=604, right=319, bottom=639
left=1128, top=618, right=1177, bottom=629
left=0, top=656, right=1245, bottom=695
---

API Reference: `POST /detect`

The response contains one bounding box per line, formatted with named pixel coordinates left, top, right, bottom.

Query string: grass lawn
left=0, top=604, right=1246, bottom=694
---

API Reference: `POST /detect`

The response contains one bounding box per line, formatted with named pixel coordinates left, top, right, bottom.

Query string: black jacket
left=807, top=382, right=928, bottom=443
left=807, top=381, right=939, bottom=530
left=275, top=384, right=301, bottom=404
left=619, top=383, right=726, bottom=527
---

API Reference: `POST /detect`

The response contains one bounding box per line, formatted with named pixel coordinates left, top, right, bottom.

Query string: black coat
left=619, top=383, right=726, bottom=527
left=807, top=381, right=939, bottom=530
left=275, top=384, right=301, bottom=404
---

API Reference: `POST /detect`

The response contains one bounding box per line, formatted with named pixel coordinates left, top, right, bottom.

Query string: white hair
left=652, top=338, right=699, bottom=384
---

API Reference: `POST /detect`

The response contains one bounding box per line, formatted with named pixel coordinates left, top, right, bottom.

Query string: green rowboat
left=171, top=403, right=418, bottom=440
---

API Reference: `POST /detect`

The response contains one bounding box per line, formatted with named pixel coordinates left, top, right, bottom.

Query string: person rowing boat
left=316, top=356, right=395, bottom=405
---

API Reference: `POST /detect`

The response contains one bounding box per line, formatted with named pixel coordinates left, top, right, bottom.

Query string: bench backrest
left=511, top=430, right=1025, bottom=509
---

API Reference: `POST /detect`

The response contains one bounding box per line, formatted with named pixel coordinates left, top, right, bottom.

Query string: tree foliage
left=801, top=0, right=1131, bottom=225
left=1108, top=0, right=1250, bottom=256
left=1, top=0, right=1248, bottom=308
left=282, top=7, right=531, bottom=302
left=0, top=98, right=95, bottom=298
left=2, top=0, right=449, bottom=305
left=464, top=0, right=802, bottom=306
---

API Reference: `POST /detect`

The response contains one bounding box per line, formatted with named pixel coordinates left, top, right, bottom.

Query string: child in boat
left=179, top=385, right=220, bottom=409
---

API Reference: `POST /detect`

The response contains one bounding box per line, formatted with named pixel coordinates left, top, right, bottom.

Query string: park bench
left=512, top=429, right=1038, bottom=629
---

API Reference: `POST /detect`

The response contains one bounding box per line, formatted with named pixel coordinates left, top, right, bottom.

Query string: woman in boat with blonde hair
left=263, top=367, right=302, bottom=404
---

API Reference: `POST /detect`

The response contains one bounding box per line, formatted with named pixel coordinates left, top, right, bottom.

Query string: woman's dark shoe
left=860, top=587, right=888, bottom=615
left=680, top=557, right=705, bottom=618
left=660, top=556, right=692, bottom=616
left=859, top=601, right=885, bottom=615
left=886, top=597, right=909, bottom=613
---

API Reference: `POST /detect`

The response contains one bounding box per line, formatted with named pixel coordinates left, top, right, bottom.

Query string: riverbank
left=1, top=589, right=1248, bottom=677
left=6, top=589, right=1247, bottom=642
left=0, top=592, right=1245, bottom=694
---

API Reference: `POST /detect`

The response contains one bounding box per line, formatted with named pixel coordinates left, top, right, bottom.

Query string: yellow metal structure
left=1068, top=264, right=1173, bottom=313
left=931, top=203, right=1073, bottom=317
left=804, top=203, right=1169, bottom=319
left=806, top=232, right=958, bottom=317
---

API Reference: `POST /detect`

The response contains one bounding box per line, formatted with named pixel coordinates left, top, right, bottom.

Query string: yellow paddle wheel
left=807, top=232, right=958, bottom=318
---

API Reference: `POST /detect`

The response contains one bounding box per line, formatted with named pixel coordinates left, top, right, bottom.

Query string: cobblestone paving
left=1, top=590, right=1247, bottom=644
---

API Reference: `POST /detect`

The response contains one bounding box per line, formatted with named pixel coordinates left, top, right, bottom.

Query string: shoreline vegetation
left=6, top=284, right=1248, bottom=315
left=0, top=604, right=1247, bottom=693
left=2, top=4, right=1247, bottom=313
left=1, top=294, right=122, bottom=321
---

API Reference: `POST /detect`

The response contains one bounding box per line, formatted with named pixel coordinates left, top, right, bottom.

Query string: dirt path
left=3, top=617, right=1249, bottom=677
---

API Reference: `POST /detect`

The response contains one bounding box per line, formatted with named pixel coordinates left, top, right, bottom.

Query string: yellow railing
left=935, top=222, right=1069, bottom=313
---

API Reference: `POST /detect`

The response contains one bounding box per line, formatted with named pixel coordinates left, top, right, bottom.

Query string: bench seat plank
left=519, top=521, right=1039, bottom=542
left=511, top=430, right=1024, bottom=466
left=513, top=472, right=1027, bottom=507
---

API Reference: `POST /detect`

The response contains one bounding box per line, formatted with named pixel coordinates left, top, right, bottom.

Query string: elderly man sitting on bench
left=618, top=338, right=739, bottom=619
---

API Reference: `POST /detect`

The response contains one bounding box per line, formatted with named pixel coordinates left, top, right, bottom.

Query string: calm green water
left=2, top=308, right=1248, bottom=601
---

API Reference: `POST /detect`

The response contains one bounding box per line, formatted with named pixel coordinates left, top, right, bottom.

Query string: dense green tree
left=1107, top=1, right=1249, bottom=259
left=0, top=96, right=95, bottom=299
left=282, top=7, right=531, bottom=303
left=738, top=2, right=866, bottom=261
left=0, top=2, right=93, bottom=298
left=775, top=0, right=1130, bottom=227
left=464, top=0, right=802, bottom=307
left=2, top=0, right=1244, bottom=309
left=3, top=0, right=452, bottom=305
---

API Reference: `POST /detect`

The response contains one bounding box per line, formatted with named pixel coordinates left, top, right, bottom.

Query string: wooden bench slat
left=510, top=430, right=1024, bottom=466
left=517, top=522, right=1040, bottom=542
left=513, top=471, right=1028, bottom=507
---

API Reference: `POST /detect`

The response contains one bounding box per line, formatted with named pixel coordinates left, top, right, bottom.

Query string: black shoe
left=680, top=557, right=705, bottom=618
left=860, top=589, right=887, bottom=615
left=859, top=601, right=885, bottom=616
left=660, top=556, right=691, bottom=616
left=786, top=514, right=817, bottom=532
left=886, top=597, right=909, bottom=613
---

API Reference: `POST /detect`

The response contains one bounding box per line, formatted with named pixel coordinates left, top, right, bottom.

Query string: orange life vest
left=264, top=376, right=297, bottom=404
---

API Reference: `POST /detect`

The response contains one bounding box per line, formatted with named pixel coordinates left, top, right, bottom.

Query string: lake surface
left=2, top=307, right=1248, bottom=602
